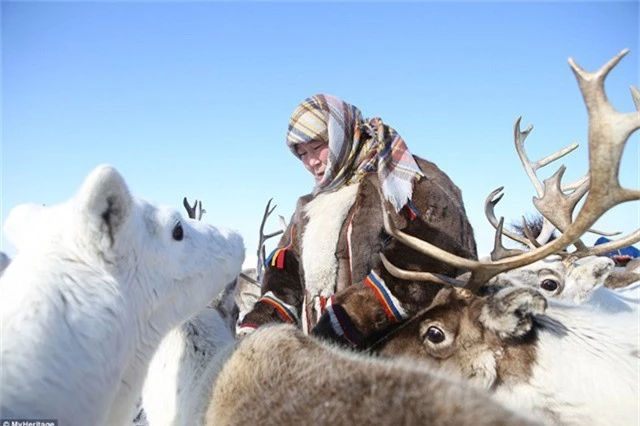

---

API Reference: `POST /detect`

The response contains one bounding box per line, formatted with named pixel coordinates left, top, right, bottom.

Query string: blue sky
left=2, top=1, right=638, bottom=270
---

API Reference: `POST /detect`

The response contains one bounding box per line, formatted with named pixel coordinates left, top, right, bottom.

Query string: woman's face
left=296, top=141, right=329, bottom=183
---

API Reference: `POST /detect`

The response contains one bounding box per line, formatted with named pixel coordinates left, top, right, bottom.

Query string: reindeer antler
left=485, top=116, right=620, bottom=251
left=383, top=49, right=640, bottom=291
left=256, top=198, right=285, bottom=281
left=484, top=187, right=535, bottom=249
left=183, top=197, right=206, bottom=220
left=513, top=117, right=586, bottom=246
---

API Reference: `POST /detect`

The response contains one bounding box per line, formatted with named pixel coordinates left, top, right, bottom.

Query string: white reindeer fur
left=459, top=287, right=639, bottom=425
left=495, top=300, right=639, bottom=425
left=587, top=281, right=640, bottom=313
left=142, top=306, right=236, bottom=426
left=0, top=164, right=245, bottom=426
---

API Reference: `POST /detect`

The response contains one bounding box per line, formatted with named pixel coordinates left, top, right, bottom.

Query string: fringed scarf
left=286, top=94, right=424, bottom=212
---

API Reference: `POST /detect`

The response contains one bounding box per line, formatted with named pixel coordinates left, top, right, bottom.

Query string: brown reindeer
left=206, top=324, right=537, bottom=426
left=368, top=283, right=638, bottom=425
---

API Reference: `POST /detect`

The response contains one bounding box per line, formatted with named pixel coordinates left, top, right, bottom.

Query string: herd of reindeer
left=1, top=50, right=639, bottom=425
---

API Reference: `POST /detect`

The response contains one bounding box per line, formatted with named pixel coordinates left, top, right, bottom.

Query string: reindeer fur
left=0, top=165, right=245, bottom=426
left=375, top=286, right=639, bottom=426
left=207, top=324, right=541, bottom=425
left=142, top=306, right=237, bottom=426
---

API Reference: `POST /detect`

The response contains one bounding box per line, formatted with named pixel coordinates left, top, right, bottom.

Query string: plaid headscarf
left=286, top=94, right=424, bottom=212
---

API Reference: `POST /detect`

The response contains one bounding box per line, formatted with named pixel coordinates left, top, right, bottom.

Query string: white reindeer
left=0, top=164, right=245, bottom=426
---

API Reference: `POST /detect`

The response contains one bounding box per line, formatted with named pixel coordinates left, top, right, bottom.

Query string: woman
left=238, top=94, right=477, bottom=346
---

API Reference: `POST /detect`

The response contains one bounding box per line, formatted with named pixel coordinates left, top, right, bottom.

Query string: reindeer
left=370, top=284, right=638, bottom=426
left=358, top=49, right=640, bottom=426
left=1, top=165, right=245, bottom=426
left=140, top=198, right=284, bottom=425
left=205, top=323, right=537, bottom=426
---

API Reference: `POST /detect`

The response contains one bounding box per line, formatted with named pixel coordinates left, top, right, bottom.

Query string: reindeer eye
left=172, top=223, right=184, bottom=241
left=424, top=326, right=445, bottom=344
left=540, top=279, right=559, bottom=292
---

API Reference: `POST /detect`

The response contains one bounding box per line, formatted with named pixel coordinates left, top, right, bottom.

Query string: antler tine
left=631, top=86, right=640, bottom=110
left=490, top=217, right=527, bottom=260
left=196, top=201, right=206, bottom=220
left=514, top=117, right=585, bottom=196
left=520, top=216, right=542, bottom=248
left=576, top=231, right=640, bottom=258
left=278, top=215, right=288, bottom=232
left=561, top=174, right=589, bottom=192
left=382, top=48, right=640, bottom=292
left=532, top=166, right=590, bottom=250
left=513, top=117, right=542, bottom=195
left=484, top=187, right=535, bottom=248
left=531, top=168, right=618, bottom=239
left=513, top=117, right=584, bottom=244
left=256, top=198, right=285, bottom=280
left=515, top=116, right=616, bottom=240
left=183, top=197, right=197, bottom=219
left=379, top=253, right=466, bottom=287
left=568, top=48, right=640, bottom=209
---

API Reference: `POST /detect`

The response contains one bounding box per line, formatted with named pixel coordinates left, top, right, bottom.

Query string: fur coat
left=239, top=156, right=477, bottom=344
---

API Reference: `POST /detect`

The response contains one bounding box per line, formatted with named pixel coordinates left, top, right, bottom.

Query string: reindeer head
left=375, top=286, right=546, bottom=389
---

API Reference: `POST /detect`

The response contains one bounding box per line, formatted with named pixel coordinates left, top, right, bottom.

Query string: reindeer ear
left=571, top=256, right=614, bottom=288
left=74, top=165, right=133, bottom=246
left=479, top=287, right=547, bottom=339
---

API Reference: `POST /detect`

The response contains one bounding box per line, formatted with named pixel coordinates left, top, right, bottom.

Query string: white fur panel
left=302, top=183, right=360, bottom=297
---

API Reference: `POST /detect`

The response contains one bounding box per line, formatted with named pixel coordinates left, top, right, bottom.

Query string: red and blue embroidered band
left=265, top=226, right=295, bottom=270
left=259, top=291, right=299, bottom=324
left=364, top=270, right=408, bottom=324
